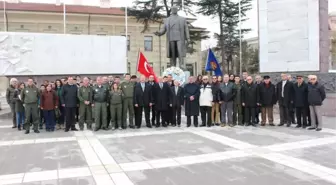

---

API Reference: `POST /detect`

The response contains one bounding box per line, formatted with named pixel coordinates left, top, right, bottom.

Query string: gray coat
left=157, top=15, right=190, bottom=58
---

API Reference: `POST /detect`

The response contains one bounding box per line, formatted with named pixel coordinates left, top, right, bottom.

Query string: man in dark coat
left=170, top=80, right=184, bottom=127
left=241, top=76, right=259, bottom=127
left=276, top=73, right=294, bottom=127
left=254, top=75, right=263, bottom=124
left=259, top=76, right=276, bottom=126
left=134, top=75, right=153, bottom=128
left=307, top=75, right=326, bottom=131
left=61, top=76, right=79, bottom=132
left=153, top=76, right=171, bottom=127
left=147, top=75, right=156, bottom=126
left=166, top=74, right=174, bottom=126
left=184, top=76, right=200, bottom=127
left=293, top=75, right=309, bottom=128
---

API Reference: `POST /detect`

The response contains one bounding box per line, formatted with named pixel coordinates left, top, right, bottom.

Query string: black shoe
left=215, top=123, right=220, bottom=126
left=278, top=123, right=285, bottom=126
left=207, top=125, right=211, bottom=127
left=136, top=126, right=141, bottom=129
left=295, top=125, right=302, bottom=128
left=286, top=124, right=291, bottom=127
left=129, top=125, right=135, bottom=129
left=163, top=124, right=167, bottom=128
left=39, top=126, right=43, bottom=130
left=269, top=123, right=275, bottom=126
left=244, top=123, right=249, bottom=126
left=307, top=127, right=316, bottom=130
left=80, top=128, right=84, bottom=131
left=316, top=128, right=322, bottom=131
left=25, top=130, right=30, bottom=134
left=146, top=125, right=152, bottom=128
left=94, top=128, right=100, bottom=132
left=65, top=129, right=69, bottom=132
left=187, top=125, right=191, bottom=127
left=194, top=125, right=198, bottom=127
left=34, top=130, right=40, bottom=133
left=155, top=125, right=160, bottom=128
left=178, top=124, right=181, bottom=127
left=200, top=124, right=206, bottom=127
left=18, top=127, right=21, bottom=131
left=71, top=128, right=79, bottom=131
left=12, top=126, right=17, bottom=129
left=172, top=124, right=176, bottom=127
left=261, top=124, right=266, bottom=126
left=302, top=125, right=307, bottom=129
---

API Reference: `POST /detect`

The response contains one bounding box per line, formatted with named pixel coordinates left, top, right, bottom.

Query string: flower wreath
left=162, top=67, right=186, bottom=85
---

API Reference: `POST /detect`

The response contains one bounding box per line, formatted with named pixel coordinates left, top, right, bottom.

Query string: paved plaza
left=0, top=115, right=335, bottom=185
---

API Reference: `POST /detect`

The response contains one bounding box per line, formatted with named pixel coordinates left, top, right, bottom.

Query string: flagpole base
left=162, top=67, right=187, bottom=85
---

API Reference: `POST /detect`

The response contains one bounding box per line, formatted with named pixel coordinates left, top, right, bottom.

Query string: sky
left=13, top=0, right=336, bottom=49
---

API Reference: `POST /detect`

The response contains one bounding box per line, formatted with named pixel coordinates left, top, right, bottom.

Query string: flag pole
left=63, top=0, right=66, bottom=34
left=239, top=0, right=242, bottom=76
left=3, top=0, right=6, bottom=32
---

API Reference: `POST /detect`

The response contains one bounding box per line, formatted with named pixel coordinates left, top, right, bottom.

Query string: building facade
left=0, top=2, right=204, bottom=77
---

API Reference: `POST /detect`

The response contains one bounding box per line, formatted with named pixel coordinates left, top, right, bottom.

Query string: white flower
left=162, top=67, right=186, bottom=85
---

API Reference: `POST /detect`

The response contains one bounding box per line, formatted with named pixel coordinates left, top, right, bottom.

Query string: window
left=121, top=35, right=130, bottom=51
left=144, top=36, right=153, bottom=51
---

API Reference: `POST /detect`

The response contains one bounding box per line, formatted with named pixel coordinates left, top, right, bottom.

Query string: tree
left=127, top=0, right=208, bottom=53
left=197, top=0, right=252, bottom=74
left=237, top=41, right=259, bottom=74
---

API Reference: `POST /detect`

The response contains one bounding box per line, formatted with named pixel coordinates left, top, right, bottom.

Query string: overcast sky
left=14, top=0, right=336, bottom=49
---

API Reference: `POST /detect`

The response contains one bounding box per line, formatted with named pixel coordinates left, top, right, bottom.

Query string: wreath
left=162, top=67, right=186, bottom=85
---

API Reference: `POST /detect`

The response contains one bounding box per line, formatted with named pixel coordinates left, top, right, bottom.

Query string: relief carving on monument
left=0, top=35, right=34, bottom=75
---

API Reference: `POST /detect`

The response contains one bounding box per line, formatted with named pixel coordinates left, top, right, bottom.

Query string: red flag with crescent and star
left=137, top=51, right=158, bottom=82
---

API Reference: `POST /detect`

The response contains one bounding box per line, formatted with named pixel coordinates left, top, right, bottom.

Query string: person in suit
left=276, top=73, right=294, bottom=127
left=153, top=76, right=171, bottom=127
left=293, top=75, right=309, bottom=128
left=184, top=76, right=200, bottom=127
left=166, top=74, right=174, bottom=126
left=258, top=76, right=277, bottom=126
left=241, top=76, right=259, bottom=127
left=147, top=75, right=156, bottom=126
left=170, top=80, right=184, bottom=127
left=134, top=75, right=153, bottom=128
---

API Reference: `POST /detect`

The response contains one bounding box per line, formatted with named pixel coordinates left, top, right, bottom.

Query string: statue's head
left=171, top=6, right=178, bottom=15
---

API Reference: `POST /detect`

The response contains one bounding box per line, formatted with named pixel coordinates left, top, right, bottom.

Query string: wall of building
left=0, top=11, right=203, bottom=77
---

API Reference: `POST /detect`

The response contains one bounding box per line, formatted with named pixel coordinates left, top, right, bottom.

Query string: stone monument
left=154, top=5, right=190, bottom=71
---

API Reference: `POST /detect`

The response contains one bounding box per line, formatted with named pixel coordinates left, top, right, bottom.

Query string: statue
left=154, top=6, right=190, bottom=70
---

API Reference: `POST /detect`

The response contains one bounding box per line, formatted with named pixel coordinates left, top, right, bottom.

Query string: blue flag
left=205, top=49, right=223, bottom=76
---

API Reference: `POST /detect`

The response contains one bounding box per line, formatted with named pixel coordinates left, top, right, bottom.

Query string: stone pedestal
left=258, top=0, right=329, bottom=73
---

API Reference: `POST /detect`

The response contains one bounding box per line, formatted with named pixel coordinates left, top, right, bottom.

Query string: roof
left=0, top=2, right=125, bottom=16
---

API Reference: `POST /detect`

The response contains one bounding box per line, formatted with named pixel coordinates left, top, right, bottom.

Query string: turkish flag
left=137, top=51, right=158, bottom=82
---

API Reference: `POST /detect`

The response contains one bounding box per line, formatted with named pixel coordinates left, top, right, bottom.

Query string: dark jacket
left=134, top=82, right=153, bottom=107
left=41, top=90, right=59, bottom=110
left=61, top=84, right=78, bottom=107
left=6, top=85, right=16, bottom=104
left=21, top=85, right=40, bottom=104
left=293, top=82, right=308, bottom=107
left=153, top=82, right=171, bottom=111
left=276, top=80, right=294, bottom=106
left=184, top=83, right=200, bottom=116
left=307, top=82, right=326, bottom=106
left=211, top=82, right=221, bottom=102
left=92, top=85, right=109, bottom=103
left=233, top=83, right=242, bottom=105
left=170, top=86, right=184, bottom=107
left=259, top=82, right=276, bottom=106
left=13, top=89, right=24, bottom=112
left=242, top=83, right=260, bottom=107
left=219, top=82, right=236, bottom=102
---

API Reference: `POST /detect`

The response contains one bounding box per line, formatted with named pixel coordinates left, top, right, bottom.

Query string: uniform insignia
left=83, top=89, right=85, bottom=93
left=95, top=89, right=98, bottom=92
left=26, top=90, right=29, bottom=93
left=124, top=86, right=127, bottom=88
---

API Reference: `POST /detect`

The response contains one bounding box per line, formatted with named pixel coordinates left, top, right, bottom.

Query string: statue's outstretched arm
left=154, top=21, right=167, bottom=36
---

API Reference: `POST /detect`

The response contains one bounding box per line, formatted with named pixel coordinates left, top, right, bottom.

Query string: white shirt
left=281, top=81, right=286, bottom=97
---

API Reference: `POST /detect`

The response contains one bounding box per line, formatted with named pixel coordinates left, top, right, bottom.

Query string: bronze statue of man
left=154, top=6, right=190, bottom=70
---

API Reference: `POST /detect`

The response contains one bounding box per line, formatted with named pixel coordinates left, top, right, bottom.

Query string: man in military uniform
left=102, top=76, right=111, bottom=127
left=92, top=76, right=109, bottom=131
left=21, top=77, right=40, bottom=134
left=233, top=76, right=243, bottom=125
left=6, top=78, right=18, bottom=128
left=78, top=77, right=93, bottom=131
left=120, top=74, right=135, bottom=129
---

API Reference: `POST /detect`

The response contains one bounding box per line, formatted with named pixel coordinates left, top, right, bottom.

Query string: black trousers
left=200, top=106, right=212, bottom=126
left=244, top=107, right=256, bottom=124
left=65, top=107, right=76, bottom=130
left=187, top=116, right=198, bottom=127
left=289, top=103, right=295, bottom=123
left=76, top=107, right=79, bottom=122
left=172, top=106, right=182, bottom=126
left=255, top=107, right=261, bottom=123
left=166, top=107, right=173, bottom=125
left=296, top=107, right=307, bottom=126
left=135, top=106, right=150, bottom=128
left=151, top=105, right=156, bottom=125
left=307, top=106, right=311, bottom=126
left=156, top=110, right=166, bottom=126
left=279, top=105, right=290, bottom=124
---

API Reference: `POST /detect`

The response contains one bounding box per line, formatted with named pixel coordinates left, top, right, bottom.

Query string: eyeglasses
left=203, top=79, right=208, bottom=81
left=247, top=79, right=252, bottom=81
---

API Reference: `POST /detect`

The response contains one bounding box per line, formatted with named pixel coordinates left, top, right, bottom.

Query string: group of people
left=5, top=72, right=326, bottom=134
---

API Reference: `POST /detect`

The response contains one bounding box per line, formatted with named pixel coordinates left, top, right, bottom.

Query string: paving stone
left=0, top=142, right=87, bottom=175
left=0, top=127, right=74, bottom=141
left=100, top=132, right=234, bottom=163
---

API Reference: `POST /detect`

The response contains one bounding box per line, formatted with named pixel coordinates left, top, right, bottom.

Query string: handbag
left=55, top=108, right=61, bottom=118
